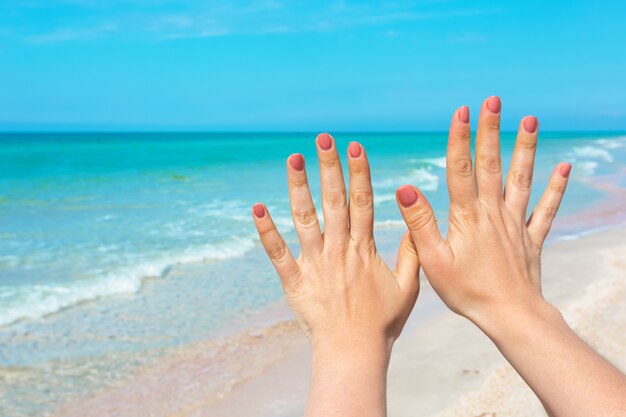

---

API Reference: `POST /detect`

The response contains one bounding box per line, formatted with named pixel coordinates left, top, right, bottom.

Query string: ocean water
left=0, top=131, right=625, bottom=415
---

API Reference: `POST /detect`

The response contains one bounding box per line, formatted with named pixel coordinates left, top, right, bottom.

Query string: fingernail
left=253, top=203, right=265, bottom=218
left=317, top=133, right=332, bottom=151
left=486, top=96, right=501, bottom=114
left=289, top=153, right=304, bottom=171
left=523, top=116, right=538, bottom=134
left=559, top=163, right=572, bottom=178
left=458, top=106, right=470, bottom=124
left=348, top=142, right=362, bottom=158
left=396, top=185, right=418, bottom=207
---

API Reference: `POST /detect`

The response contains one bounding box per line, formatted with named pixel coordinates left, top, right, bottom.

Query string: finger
left=475, top=96, right=503, bottom=207
left=396, top=185, right=451, bottom=269
left=287, top=154, right=324, bottom=257
left=504, top=116, right=539, bottom=218
left=347, top=141, right=374, bottom=245
left=446, top=105, right=478, bottom=209
left=316, top=133, right=349, bottom=245
left=252, top=203, right=300, bottom=289
left=394, top=230, right=420, bottom=294
left=527, top=163, right=571, bottom=248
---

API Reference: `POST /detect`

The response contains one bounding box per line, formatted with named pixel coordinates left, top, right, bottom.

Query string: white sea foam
left=374, top=193, right=397, bottom=205
left=551, top=223, right=626, bottom=243
left=373, top=168, right=439, bottom=191
left=571, top=146, right=613, bottom=163
left=95, top=214, right=116, bottom=223
left=0, top=236, right=257, bottom=327
left=409, top=156, right=447, bottom=168
left=575, top=160, right=599, bottom=175
left=0, top=255, right=21, bottom=268
left=374, top=219, right=406, bottom=229
left=186, top=199, right=250, bottom=218
left=595, top=136, right=626, bottom=149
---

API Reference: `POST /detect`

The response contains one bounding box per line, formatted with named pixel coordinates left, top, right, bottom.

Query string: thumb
left=394, top=230, right=420, bottom=293
left=396, top=185, right=451, bottom=269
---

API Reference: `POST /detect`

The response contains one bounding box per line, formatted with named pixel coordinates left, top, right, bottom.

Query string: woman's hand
left=252, top=133, right=420, bottom=417
left=396, top=96, right=626, bottom=417
left=395, top=96, right=566, bottom=325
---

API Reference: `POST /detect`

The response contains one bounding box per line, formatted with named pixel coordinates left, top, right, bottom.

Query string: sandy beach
left=2, top=2, right=626, bottom=414
left=52, top=223, right=626, bottom=417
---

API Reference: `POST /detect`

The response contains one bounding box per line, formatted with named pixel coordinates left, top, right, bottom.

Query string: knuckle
left=294, top=207, right=318, bottom=227
left=452, top=124, right=471, bottom=142
left=351, top=191, right=373, bottom=210
left=516, top=135, right=537, bottom=150
left=349, top=162, right=369, bottom=176
left=319, top=156, right=340, bottom=169
left=257, top=223, right=275, bottom=238
left=549, top=181, right=567, bottom=195
left=452, top=205, right=479, bottom=225
left=290, top=174, right=308, bottom=187
left=268, top=242, right=288, bottom=262
left=453, top=158, right=474, bottom=177
left=448, top=207, right=479, bottom=234
left=541, top=205, right=557, bottom=222
left=477, top=154, right=502, bottom=174
left=324, top=190, right=347, bottom=209
left=354, top=238, right=376, bottom=256
left=406, top=207, right=434, bottom=231
left=510, top=170, right=533, bottom=191
left=483, top=117, right=500, bottom=132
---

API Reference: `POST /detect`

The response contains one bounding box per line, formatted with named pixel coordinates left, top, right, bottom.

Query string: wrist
left=306, top=332, right=391, bottom=417
left=471, top=296, right=565, bottom=345
left=311, top=331, right=393, bottom=368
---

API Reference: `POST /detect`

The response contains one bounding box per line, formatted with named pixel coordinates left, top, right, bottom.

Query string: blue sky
left=0, top=1, right=625, bottom=131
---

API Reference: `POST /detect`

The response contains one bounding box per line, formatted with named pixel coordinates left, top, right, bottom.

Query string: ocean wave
left=374, top=193, right=397, bottom=205
left=571, top=146, right=613, bottom=163
left=373, top=168, right=439, bottom=191
left=373, top=219, right=406, bottom=229
left=409, top=156, right=447, bottom=169
left=595, top=136, right=626, bottom=149
left=186, top=199, right=251, bottom=218
left=575, top=161, right=599, bottom=175
left=0, top=255, right=21, bottom=268
left=229, top=213, right=295, bottom=231
left=0, top=236, right=257, bottom=328
left=552, top=225, right=614, bottom=243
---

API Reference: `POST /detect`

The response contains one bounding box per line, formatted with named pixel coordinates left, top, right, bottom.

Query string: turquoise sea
left=1, top=132, right=625, bottom=415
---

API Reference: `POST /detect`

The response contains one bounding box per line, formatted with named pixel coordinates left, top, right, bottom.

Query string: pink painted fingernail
left=559, top=163, right=572, bottom=178
left=458, top=106, right=470, bottom=124
left=317, top=133, right=332, bottom=151
left=523, top=116, right=538, bottom=134
left=486, top=96, right=501, bottom=114
left=289, top=153, right=304, bottom=171
left=348, top=142, right=362, bottom=158
left=396, top=185, right=418, bottom=207
left=253, top=203, right=265, bottom=218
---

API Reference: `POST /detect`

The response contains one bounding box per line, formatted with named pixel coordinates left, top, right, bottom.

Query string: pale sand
left=54, top=225, right=626, bottom=417
left=389, top=227, right=626, bottom=417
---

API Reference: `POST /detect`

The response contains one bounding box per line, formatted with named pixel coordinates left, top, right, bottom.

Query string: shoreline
left=52, top=194, right=626, bottom=416
left=36, top=137, right=626, bottom=417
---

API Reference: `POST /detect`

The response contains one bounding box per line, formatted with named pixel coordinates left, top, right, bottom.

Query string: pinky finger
left=252, top=203, right=300, bottom=289
left=527, top=163, right=571, bottom=248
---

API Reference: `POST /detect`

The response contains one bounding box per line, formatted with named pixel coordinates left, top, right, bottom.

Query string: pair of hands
left=252, top=96, right=564, bottom=351
left=252, top=97, right=626, bottom=417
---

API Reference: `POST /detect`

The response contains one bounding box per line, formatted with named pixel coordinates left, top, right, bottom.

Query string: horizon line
left=2, top=129, right=626, bottom=135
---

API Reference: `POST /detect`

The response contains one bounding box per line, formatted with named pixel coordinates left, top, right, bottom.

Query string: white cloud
left=26, top=23, right=117, bottom=44
left=6, top=1, right=503, bottom=43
